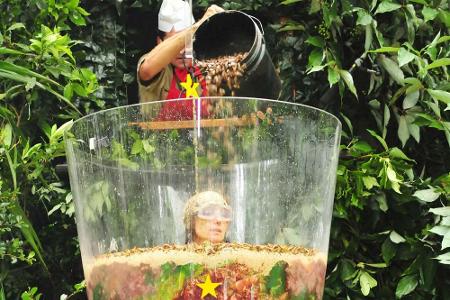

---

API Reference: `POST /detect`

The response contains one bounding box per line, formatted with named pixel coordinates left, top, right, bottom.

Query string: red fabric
left=157, top=67, right=210, bottom=121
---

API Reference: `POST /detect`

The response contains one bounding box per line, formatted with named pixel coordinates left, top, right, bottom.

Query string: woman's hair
left=183, top=191, right=230, bottom=243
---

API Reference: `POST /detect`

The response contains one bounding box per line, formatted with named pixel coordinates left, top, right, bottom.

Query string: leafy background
left=1, top=0, right=449, bottom=299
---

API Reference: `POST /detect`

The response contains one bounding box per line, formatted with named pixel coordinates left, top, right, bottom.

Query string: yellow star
left=180, top=74, right=200, bottom=98
left=196, top=274, right=221, bottom=299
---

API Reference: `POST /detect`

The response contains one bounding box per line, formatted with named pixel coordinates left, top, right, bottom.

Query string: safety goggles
left=197, top=204, right=232, bottom=221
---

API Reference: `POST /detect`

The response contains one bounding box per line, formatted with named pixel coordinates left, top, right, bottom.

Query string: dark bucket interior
left=193, top=12, right=256, bottom=60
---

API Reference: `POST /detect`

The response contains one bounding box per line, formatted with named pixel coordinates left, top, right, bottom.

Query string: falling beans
left=197, top=53, right=247, bottom=97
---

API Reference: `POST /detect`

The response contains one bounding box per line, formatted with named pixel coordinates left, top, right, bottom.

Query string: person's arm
left=138, top=5, right=224, bottom=82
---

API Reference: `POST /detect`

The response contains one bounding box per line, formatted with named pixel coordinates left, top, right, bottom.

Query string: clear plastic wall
left=65, top=97, right=341, bottom=300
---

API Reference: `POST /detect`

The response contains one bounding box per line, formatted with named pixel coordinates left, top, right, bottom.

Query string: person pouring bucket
left=137, top=0, right=224, bottom=120
left=183, top=191, right=232, bottom=244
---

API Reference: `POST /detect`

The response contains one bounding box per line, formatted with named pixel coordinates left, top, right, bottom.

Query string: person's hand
left=199, top=5, right=224, bottom=23
left=192, top=5, right=224, bottom=32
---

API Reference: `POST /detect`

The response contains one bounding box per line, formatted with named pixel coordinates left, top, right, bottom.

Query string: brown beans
left=197, top=53, right=247, bottom=97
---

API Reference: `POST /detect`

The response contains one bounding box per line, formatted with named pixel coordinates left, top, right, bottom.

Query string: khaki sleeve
left=137, top=55, right=172, bottom=117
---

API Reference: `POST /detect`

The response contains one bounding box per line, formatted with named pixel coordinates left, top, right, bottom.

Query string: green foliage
left=20, top=287, right=42, bottom=300
left=264, top=261, right=287, bottom=297
left=149, top=262, right=203, bottom=300
left=0, top=0, right=100, bottom=298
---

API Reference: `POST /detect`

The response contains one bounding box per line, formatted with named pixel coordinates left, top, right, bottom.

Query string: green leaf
left=340, top=259, right=357, bottom=281
left=277, top=23, right=305, bottom=32
left=378, top=55, right=405, bottom=85
left=72, top=83, right=87, bottom=97
left=429, top=225, right=450, bottom=236
left=422, top=6, right=438, bottom=23
left=398, top=48, right=415, bottom=67
left=403, top=90, right=420, bottom=109
left=404, top=6, right=416, bottom=43
left=365, top=263, right=387, bottom=268
left=403, top=77, right=422, bottom=85
left=69, top=11, right=86, bottom=26
left=352, top=140, right=374, bottom=153
left=306, top=36, right=324, bottom=48
left=383, top=104, right=390, bottom=138
left=367, top=129, right=388, bottom=151
left=382, top=238, right=397, bottom=263
left=427, top=89, right=450, bottom=104
left=48, top=203, right=62, bottom=216
left=359, top=271, right=377, bottom=296
left=0, top=47, right=25, bottom=55
left=10, top=202, right=47, bottom=271
left=309, top=0, right=321, bottom=14
left=426, top=58, right=450, bottom=70
left=372, top=21, right=386, bottom=45
left=7, top=23, right=25, bottom=31
left=53, top=120, right=73, bottom=140
left=395, top=275, right=418, bottom=298
left=142, top=140, right=155, bottom=154
left=365, top=24, right=373, bottom=51
left=437, top=36, right=450, bottom=45
left=363, top=176, right=379, bottom=190
left=265, top=261, right=287, bottom=297
left=25, top=77, right=36, bottom=91
left=307, top=65, right=326, bottom=74
left=413, top=188, right=441, bottom=202
left=370, top=47, right=400, bottom=53
left=77, top=6, right=90, bottom=16
left=131, top=139, right=143, bottom=155
left=64, top=83, right=73, bottom=100
left=405, top=116, right=418, bottom=142
left=386, top=165, right=400, bottom=183
left=390, top=231, right=406, bottom=244
left=308, top=49, right=323, bottom=67
left=22, top=143, right=41, bottom=160
left=441, top=217, right=450, bottom=226
left=389, top=147, right=413, bottom=161
left=340, top=113, right=353, bottom=136
left=1, top=123, right=12, bottom=148
left=0, top=61, right=60, bottom=87
left=327, top=67, right=340, bottom=86
left=338, top=69, right=358, bottom=98
left=408, top=0, right=427, bottom=4
left=398, top=116, right=410, bottom=147
left=376, top=193, right=389, bottom=212
left=429, top=207, right=450, bottom=216
left=357, top=10, right=373, bottom=26
left=443, top=233, right=450, bottom=250
left=435, top=252, right=450, bottom=262
left=375, top=1, right=402, bottom=14
left=280, top=0, right=303, bottom=4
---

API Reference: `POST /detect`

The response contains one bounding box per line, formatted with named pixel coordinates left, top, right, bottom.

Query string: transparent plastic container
left=65, top=97, right=341, bottom=300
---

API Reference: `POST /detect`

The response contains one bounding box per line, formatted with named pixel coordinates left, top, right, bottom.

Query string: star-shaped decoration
left=180, top=74, right=200, bottom=98
left=196, top=274, right=221, bottom=299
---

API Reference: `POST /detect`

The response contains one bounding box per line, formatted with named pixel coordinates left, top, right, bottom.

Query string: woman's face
left=193, top=205, right=231, bottom=244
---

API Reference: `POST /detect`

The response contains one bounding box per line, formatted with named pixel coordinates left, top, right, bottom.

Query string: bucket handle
left=248, top=14, right=265, bottom=36
left=226, top=10, right=265, bottom=36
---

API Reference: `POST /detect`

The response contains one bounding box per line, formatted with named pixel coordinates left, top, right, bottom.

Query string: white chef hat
left=158, top=0, right=195, bottom=32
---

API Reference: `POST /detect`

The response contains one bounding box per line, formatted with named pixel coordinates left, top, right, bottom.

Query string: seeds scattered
left=101, top=242, right=317, bottom=258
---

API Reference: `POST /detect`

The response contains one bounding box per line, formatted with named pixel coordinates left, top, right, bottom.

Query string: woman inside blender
left=183, top=191, right=232, bottom=244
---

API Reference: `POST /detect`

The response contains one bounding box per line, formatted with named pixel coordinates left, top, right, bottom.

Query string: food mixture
left=197, top=53, right=247, bottom=97
left=86, top=243, right=327, bottom=300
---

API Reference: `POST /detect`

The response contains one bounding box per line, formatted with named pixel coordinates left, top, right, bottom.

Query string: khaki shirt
left=137, top=54, right=172, bottom=116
